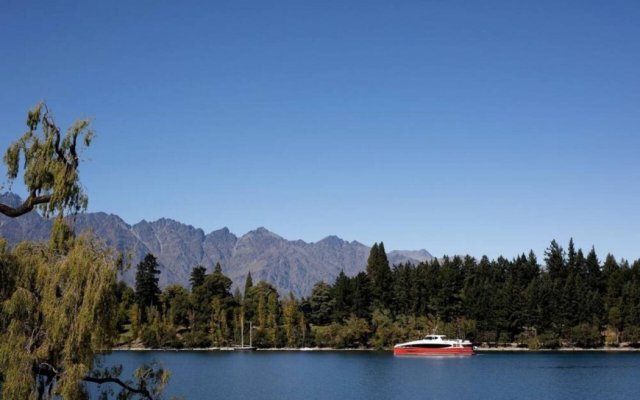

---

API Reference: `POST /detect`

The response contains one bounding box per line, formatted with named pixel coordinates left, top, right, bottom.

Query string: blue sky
left=1, top=0, right=639, bottom=260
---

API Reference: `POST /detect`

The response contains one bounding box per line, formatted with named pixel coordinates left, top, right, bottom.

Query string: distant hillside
left=0, top=193, right=433, bottom=297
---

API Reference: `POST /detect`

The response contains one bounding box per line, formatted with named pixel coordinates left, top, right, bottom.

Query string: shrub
left=537, top=332, right=560, bottom=349
left=570, top=323, right=602, bottom=348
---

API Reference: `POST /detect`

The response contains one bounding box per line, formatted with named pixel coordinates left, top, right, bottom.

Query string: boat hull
left=393, top=346, right=474, bottom=356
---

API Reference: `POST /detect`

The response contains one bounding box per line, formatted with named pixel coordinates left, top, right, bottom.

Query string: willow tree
left=1, top=102, right=91, bottom=218
left=0, top=103, right=169, bottom=399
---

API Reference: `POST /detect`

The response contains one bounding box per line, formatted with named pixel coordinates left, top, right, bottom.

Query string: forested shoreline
left=119, top=240, right=640, bottom=351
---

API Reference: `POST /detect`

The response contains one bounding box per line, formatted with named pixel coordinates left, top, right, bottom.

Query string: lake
left=100, top=351, right=640, bottom=399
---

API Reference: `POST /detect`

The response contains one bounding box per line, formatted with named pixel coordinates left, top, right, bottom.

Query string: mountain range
left=0, top=193, right=433, bottom=297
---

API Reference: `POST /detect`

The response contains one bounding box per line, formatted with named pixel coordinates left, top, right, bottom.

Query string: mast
left=249, top=321, right=253, bottom=348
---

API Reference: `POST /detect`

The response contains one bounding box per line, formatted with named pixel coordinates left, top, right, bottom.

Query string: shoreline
left=476, top=346, right=640, bottom=352
left=110, top=346, right=640, bottom=353
left=110, top=347, right=376, bottom=352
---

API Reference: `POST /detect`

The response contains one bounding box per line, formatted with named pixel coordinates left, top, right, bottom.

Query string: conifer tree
left=586, top=247, right=602, bottom=291
left=135, top=253, right=162, bottom=321
left=332, top=271, right=353, bottom=321
left=545, top=240, right=566, bottom=281
left=567, top=238, right=577, bottom=273
left=244, top=271, right=254, bottom=297
left=366, top=242, right=392, bottom=308
left=309, top=282, right=335, bottom=325
left=190, top=265, right=207, bottom=290
left=351, top=272, right=372, bottom=319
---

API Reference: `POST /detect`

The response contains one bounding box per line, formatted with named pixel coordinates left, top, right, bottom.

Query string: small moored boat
left=394, top=334, right=474, bottom=356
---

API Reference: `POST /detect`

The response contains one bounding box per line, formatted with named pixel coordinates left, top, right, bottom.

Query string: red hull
left=394, top=346, right=475, bottom=356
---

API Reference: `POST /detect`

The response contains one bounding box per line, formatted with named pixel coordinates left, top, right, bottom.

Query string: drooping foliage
left=1, top=102, right=93, bottom=218
left=0, top=230, right=169, bottom=399
left=0, top=104, right=169, bottom=399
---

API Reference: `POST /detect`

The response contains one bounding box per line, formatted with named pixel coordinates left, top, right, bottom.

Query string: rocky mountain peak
left=0, top=192, right=433, bottom=297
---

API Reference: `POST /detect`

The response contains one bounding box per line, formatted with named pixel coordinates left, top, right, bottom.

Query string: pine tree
left=366, top=242, right=392, bottom=308
left=135, top=253, right=162, bottom=321
left=352, top=272, right=372, bottom=319
left=545, top=240, right=566, bottom=281
left=567, top=238, right=577, bottom=273
left=309, top=282, right=335, bottom=325
left=244, top=271, right=254, bottom=297
left=332, top=271, right=353, bottom=321
left=586, top=247, right=602, bottom=291
left=391, top=263, right=414, bottom=317
left=190, top=265, right=207, bottom=290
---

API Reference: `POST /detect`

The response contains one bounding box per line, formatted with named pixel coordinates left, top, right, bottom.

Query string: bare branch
left=34, top=365, right=155, bottom=400
left=43, top=107, right=66, bottom=164
left=83, top=375, right=153, bottom=399
left=69, top=129, right=79, bottom=169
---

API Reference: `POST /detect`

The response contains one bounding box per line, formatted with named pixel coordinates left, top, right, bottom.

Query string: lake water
left=100, top=351, right=640, bottom=400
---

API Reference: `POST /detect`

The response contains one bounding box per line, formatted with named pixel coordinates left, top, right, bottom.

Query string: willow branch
left=83, top=376, right=153, bottom=399
left=0, top=193, right=51, bottom=217
left=69, top=132, right=79, bottom=169
left=34, top=366, right=154, bottom=400
left=42, top=107, right=66, bottom=163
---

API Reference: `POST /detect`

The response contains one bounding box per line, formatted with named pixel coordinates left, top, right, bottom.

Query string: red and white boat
left=393, top=334, right=475, bottom=356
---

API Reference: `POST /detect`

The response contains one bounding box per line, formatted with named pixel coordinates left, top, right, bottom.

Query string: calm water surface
left=101, top=351, right=640, bottom=399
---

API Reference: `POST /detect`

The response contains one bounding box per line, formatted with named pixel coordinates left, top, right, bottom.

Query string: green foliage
left=281, top=294, right=302, bottom=347
left=369, top=309, right=402, bottom=349
left=309, top=282, right=335, bottom=325
left=351, top=272, right=371, bottom=319
left=570, top=323, right=602, bottom=348
left=0, top=232, right=170, bottom=398
left=244, top=272, right=253, bottom=297
left=135, top=253, right=162, bottom=322
left=114, top=282, right=135, bottom=333
left=191, top=266, right=233, bottom=332
left=161, top=284, right=191, bottom=327
left=108, top=238, right=640, bottom=353
left=182, top=329, right=211, bottom=348
left=366, top=242, right=392, bottom=307
left=0, top=239, right=17, bottom=302
left=622, top=326, right=640, bottom=345
left=189, top=265, right=206, bottom=291
left=608, top=306, right=622, bottom=331
left=321, top=317, right=370, bottom=348
left=140, top=307, right=179, bottom=348
left=2, top=102, right=93, bottom=217
left=331, top=271, right=352, bottom=322
left=1, top=105, right=170, bottom=399
left=537, top=332, right=561, bottom=349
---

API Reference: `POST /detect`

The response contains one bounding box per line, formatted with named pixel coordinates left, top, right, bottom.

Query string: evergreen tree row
left=119, top=239, right=640, bottom=350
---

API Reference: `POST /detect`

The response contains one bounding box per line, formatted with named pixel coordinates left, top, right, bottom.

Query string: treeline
left=118, top=240, right=640, bottom=350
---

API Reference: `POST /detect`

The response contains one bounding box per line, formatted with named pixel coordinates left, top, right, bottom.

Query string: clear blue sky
left=1, top=0, right=639, bottom=260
